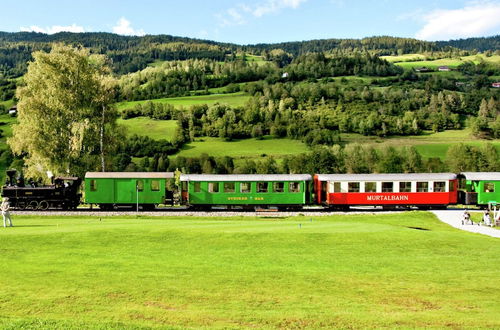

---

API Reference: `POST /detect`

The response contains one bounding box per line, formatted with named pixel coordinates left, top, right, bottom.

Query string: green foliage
left=8, top=44, right=122, bottom=178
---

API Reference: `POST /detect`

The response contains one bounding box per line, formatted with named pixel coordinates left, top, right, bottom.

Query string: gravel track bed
left=12, top=209, right=401, bottom=217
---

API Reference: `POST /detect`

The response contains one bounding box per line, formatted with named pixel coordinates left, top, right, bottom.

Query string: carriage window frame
left=348, top=182, right=360, bottom=193
left=90, top=179, right=97, bottom=191
left=224, top=182, right=235, bottom=193
left=399, top=182, right=412, bottom=193
left=257, top=182, right=268, bottom=193
left=273, top=182, right=285, bottom=193
left=194, top=182, right=201, bottom=193
left=136, top=180, right=144, bottom=192
left=484, top=182, right=495, bottom=193
left=240, top=182, right=251, bottom=193
left=434, top=181, right=446, bottom=192
left=333, top=182, right=341, bottom=193
left=208, top=182, right=219, bottom=193
left=289, top=182, right=301, bottom=193
left=417, top=182, right=428, bottom=192
left=365, top=182, right=376, bottom=192
left=151, top=180, right=160, bottom=191
left=382, top=182, right=393, bottom=193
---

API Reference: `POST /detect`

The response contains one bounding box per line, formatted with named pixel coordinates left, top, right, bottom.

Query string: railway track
left=11, top=206, right=423, bottom=217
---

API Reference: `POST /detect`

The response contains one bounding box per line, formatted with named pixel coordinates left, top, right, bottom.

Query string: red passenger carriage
left=314, top=173, right=458, bottom=209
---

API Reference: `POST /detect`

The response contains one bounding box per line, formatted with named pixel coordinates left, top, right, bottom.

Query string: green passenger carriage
left=85, top=172, right=174, bottom=210
left=180, top=174, right=312, bottom=209
left=461, top=172, right=500, bottom=207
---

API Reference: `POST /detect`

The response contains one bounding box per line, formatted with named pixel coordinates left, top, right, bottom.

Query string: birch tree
left=9, top=44, right=121, bottom=179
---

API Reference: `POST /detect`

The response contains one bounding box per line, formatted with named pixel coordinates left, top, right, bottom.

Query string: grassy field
left=0, top=212, right=499, bottom=328
left=117, top=117, right=177, bottom=140
left=341, top=128, right=500, bottom=159
left=382, top=54, right=500, bottom=70
left=115, top=92, right=251, bottom=111
left=174, top=136, right=310, bottom=160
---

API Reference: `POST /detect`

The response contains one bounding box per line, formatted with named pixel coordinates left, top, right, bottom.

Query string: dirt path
left=432, top=210, right=500, bottom=238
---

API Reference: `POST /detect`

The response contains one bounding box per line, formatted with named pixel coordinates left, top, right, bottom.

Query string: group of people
left=1, top=197, right=13, bottom=227
left=462, top=209, right=498, bottom=227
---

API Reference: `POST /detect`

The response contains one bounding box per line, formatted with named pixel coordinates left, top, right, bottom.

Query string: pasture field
left=385, top=54, right=500, bottom=70
left=341, top=129, right=500, bottom=159
left=117, top=117, right=177, bottom=141
left=115, top=92, right=250, bottom=111
left=0, top=212, right=499, bottom=328
left=173, top=136, right=310, bottom=160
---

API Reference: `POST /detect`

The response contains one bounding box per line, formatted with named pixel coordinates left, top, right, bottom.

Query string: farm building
left=492, top=82, right=500, bottom=88
left=8, top=105, right=17, bottom=116
left=438, top=66, right=450, bottom=71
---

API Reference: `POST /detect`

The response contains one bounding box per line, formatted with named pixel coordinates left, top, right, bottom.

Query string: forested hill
left=0, top=32, right=499, bottom=77
left=437, top=35, right=500, bottom=52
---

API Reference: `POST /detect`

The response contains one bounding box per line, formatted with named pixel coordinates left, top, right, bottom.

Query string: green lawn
left=115, top=92, right=251, bottom=111
left=174, top=136, right=310, bottom=160
left=0, top=212, right=499, bottom=328
left=341, top=128, right=500, bottom=159
left=117, top=117, right=177, bottom=140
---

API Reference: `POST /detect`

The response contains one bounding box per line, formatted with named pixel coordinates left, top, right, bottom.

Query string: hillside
left=1, top=33, right=499, bottom=177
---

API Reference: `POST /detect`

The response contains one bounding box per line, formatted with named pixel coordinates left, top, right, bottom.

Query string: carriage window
left=434, top=181, right=446, bottom=192
left=348, top=182, right=360, bottom=192
left=208, top=182, right=219, bottom=193
left=365, top=182, right=376, bottom=192
left=257, top=182, right=268, bottom=193
left=333, top=182, right=341, bottom=193
left=484, top=182, right=495, bottom=193
left=417, top=182, right=428, bottom=192
left=224, top=182, right=235, bottom=193
left=151, top=180, right=160, bottom=191
left=273, top=182, right=285, bottom=193
left=382, top=182, right=393, bottom=192
left=194, top=182, right=201, bottom=192
left=136, top=180, right=144, bottom=192
left=399, top=182, right=412, bottom=193
left=289, top=182, right=301, bottom=193
left=240, top=182, right=251, bottom=193
left=90, top=180, right=97, bottom=191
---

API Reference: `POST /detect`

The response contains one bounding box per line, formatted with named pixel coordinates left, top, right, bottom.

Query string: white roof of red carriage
left=180, top=174, right=312, bottom=182
left=315, top=173, right=457, bottom=181
left=460, top=172, right=500, bottom=181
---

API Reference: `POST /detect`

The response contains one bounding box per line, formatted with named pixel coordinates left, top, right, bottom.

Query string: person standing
left=1, top=197, right=13, bottom=227
left=483, top=210, right=492, bottom=227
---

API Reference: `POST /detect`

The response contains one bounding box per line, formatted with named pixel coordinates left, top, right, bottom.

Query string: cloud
left=217, top=0, right=307, bottom=27
left=415, top=2, right=500, bottom=40
left=20, top=24, right=85, bottom=34
left=112, top=17, right=145, bottom=36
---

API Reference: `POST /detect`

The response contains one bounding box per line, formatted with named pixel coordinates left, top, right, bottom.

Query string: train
left=1, top=170, right=499, bottom=211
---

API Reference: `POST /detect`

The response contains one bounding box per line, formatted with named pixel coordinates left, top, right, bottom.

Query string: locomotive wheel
left=28, top=200, right=39, bottom=210
left=38, top=200, right=49, bottom=210
left=16, top=201, right=27, bottom=210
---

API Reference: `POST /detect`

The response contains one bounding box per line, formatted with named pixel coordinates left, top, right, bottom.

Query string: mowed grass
left=115, top=92, right=250, bottom=111
left=385, top=54, right=500, bottom=70
left=342, top=128, right=500, bottom=159
left=0, top=212, right=499, bottom=328
left=174, top=136, right=310, bottom=160
left=117, top=117, right=177, bottom=140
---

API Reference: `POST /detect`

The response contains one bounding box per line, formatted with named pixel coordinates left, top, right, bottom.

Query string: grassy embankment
left=0, top=212, right=499, bottom=328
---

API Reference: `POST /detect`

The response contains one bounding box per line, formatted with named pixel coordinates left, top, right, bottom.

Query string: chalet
left=415, top=67, right=431, bottom=72
left=8, top=105, right=17, bottom=116
left=438, top=66, right=450, bottom=71
left=492, top=82, right=500, bottom=88
left=281, top=72, right=289, bottom=78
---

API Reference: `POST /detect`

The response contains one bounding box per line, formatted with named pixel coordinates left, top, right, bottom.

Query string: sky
left=1, top=0, right=499, bottom=44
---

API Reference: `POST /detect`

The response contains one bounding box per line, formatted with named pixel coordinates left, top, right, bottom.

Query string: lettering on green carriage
left=227, top=197, right=249, bottom=201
